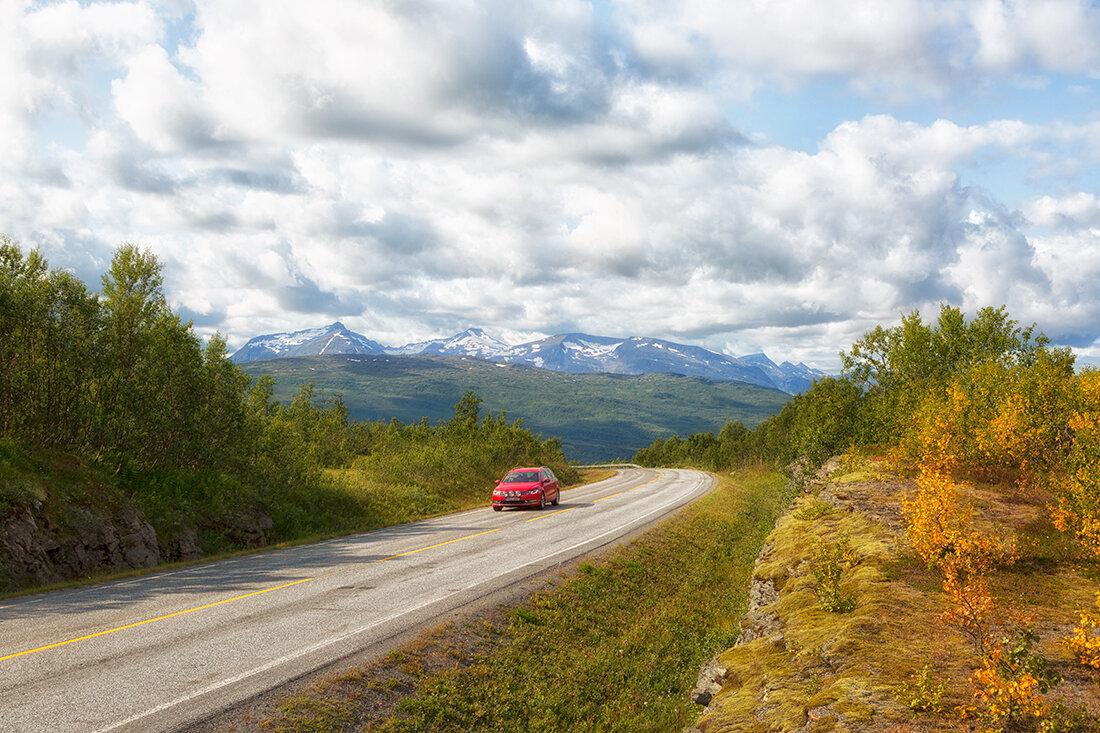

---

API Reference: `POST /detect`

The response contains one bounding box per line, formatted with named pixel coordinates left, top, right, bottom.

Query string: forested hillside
left=239, top=354, right=791, bottom=461
left=0, top=238, right=574, bottom=592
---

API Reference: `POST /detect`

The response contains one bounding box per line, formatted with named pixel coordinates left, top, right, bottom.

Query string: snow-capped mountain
left=608, top=337, right=774, bottom=386
left=231, top=324, right=826, bottom=393
left=387, top=328, right=513, bottom=359
left=230, top=322, right=385, bottom=363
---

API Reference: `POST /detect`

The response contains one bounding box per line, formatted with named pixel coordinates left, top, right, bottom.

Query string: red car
left=492, top=466, right=560, bottom=511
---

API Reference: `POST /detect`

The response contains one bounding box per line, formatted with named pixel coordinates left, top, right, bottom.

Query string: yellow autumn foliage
left=1065, top=593, right=1100, bottom=670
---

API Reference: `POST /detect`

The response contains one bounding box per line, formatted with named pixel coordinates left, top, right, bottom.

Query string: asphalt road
left=0, top=468, right=713, bottom=733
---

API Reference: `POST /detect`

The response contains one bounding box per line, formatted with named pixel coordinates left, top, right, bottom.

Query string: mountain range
left=231, top=322, right=824, bottom=394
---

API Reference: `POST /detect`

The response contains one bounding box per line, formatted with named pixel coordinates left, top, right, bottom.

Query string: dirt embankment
left=687, top=459, right=1099, bottom=733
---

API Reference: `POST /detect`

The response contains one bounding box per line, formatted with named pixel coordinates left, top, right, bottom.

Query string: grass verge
left=237, top=467, right=796, bottom=733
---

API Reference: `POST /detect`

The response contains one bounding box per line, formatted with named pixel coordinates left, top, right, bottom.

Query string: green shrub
left=812, top=536, right=857, bottom=613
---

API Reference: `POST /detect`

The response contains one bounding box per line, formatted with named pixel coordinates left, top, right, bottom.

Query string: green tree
left=0, top=238, right=102, bottom=449
left=451, top=391, right=483, bottom=432
left=96, top=244, right=172, bottom=465
left=841, top=305, right=1066, bottom=443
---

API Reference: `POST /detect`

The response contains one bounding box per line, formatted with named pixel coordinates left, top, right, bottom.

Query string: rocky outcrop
left=737, top=577, right=782, bottom=645
left=224, top=510, right=274, bottom=548
left=686, top=460, right=840, bottom=732
left=690, top=656, right=729, bottom=707
left=0, top=503, right=160, bottom=588
left=0, top=502, right=274, bottom=591
left=159, top=528, right=202, bottom=563
left=686, top=456, right=924, bottom=733
left=0, top=506, right=56, bottom=585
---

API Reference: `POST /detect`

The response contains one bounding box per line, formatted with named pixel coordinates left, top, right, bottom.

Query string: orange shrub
left=1064, top=593, right=1100, bottom=670
left=962, top=626, right=1062, bottom=732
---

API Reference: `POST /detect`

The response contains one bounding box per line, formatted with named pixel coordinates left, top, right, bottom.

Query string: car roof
left=508, top=466, right=543, bottom=472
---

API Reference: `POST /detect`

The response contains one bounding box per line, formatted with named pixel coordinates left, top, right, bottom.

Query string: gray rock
left=748, top=576, right=779, bottom=612
left=690, top=655, right=729, bottom=706
left=0, top=503, right=160, bottom=591
left=161, top=528, right=202, bottom=562
left=116, top=510, right=159, bottom=569
left=738, top=575, right=782, bottom=644
left=0, top=508, right=60, bottom=585
left=738, top=606, right=781, bottom=645
left=226, top=509, right=274, bottom=548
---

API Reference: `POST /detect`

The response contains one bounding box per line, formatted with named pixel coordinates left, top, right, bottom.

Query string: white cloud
left=173, top=0, right=613, bottom=146
left=968, top=0, right=1100, bottom=74
left=687, top=0, right=943, bottom=75
left=5, top=0, right=1100, bottom=372
left=628, top=0, right=1100, bottom=100
left=112, top=45, right=217, bottom=152
left=627, top=17, right=710, bottom=79
left=12, top=1, right=160, bottom=133
left=1023, top=193, right=1100, bottom=229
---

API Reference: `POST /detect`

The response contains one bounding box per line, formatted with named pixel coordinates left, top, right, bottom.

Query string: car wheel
left=551, top=489, right=559, bottom=506
left=539, top=491, right=545, bottom=509
left=493, top=506, right=502, bottom=512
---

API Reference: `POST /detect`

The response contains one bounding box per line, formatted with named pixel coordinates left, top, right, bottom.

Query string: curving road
left=0, top=468, right=713, bottom=733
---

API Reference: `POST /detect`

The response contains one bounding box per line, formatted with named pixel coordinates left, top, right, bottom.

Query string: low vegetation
left=693, top=454, right=1098, bottom=732
left=269, top=391, right=581, bottom=541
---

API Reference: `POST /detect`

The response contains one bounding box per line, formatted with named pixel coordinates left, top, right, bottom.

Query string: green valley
left=239, top=354, right=792, bottom=462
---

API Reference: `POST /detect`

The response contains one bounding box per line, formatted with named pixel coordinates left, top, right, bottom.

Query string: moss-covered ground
left=693, top=456, right=1099, bottom=733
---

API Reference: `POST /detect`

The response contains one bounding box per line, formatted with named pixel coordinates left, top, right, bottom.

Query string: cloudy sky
left=4, top=0, right=1100, bottom=368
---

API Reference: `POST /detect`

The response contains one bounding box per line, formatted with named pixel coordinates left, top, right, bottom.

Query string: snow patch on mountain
left=387, top=328, right=513, bottom=359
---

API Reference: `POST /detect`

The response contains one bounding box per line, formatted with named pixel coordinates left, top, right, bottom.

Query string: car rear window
left=502, top=471, right=540, bottom=483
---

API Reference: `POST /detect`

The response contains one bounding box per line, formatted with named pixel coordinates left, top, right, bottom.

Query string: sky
left=3, top=0, right=1100, bottom=370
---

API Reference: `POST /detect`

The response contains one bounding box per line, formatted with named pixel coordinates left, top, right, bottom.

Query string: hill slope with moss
left=689, top=456, right=1098, bottom=733
left=634, top=305, right=1100, bottom=731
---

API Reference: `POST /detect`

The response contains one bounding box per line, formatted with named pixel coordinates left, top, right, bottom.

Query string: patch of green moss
left=695, top=478, right=979, bottom=732
left=831, top=470, right=875, bottom=486
left=0, top=440, right=131, bottom=525
left=707, top=638, right=812, bottom=732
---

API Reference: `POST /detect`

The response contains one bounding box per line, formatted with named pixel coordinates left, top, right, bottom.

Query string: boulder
left=116, top=509, right=159, bottom=568
left=225, top=509, right=274, bottom=548
left=0, top=506, right=61, bottom=585
left=738, top=577, right=782, bottom=644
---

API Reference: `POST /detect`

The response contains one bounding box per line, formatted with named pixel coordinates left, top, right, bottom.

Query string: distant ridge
left=231, top=323, right=825, bottom=394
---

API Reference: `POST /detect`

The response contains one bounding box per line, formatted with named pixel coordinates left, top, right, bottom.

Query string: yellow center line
left=525, top=507, right=578, bottom=523
left=0, top=577, right=314, bottom=663
left=376, top=527, right=503, bottom=562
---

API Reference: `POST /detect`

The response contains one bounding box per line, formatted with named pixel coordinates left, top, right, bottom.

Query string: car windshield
left=501, top=471, right=540, bottom=483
